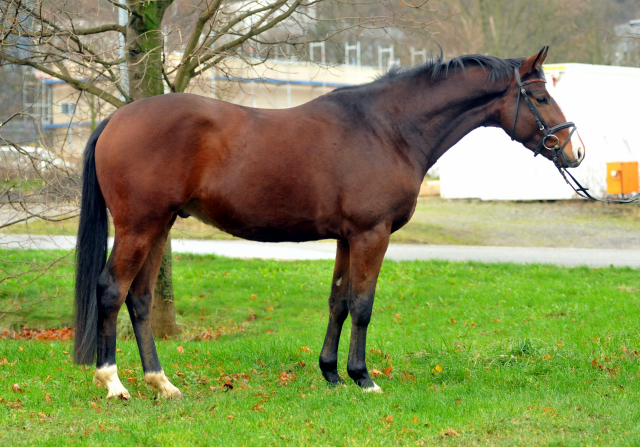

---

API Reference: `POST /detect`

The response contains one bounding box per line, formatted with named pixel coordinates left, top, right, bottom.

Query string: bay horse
left=74, top=47, right=584, bottom=399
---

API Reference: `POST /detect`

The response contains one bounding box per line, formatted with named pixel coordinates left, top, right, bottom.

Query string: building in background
left=23, top=43, right=406, bottom=155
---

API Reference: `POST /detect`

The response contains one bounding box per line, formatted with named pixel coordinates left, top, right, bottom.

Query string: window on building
left=60, top=102, right=75, bottom=115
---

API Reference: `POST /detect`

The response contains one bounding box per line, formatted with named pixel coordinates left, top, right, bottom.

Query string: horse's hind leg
left=319, top=239, right=351, bottom=385
left=125, top=221, right=181, bottom=398
left=346, top=224, right=390, bottom=392
left=94, top=232, right=158, bottom=399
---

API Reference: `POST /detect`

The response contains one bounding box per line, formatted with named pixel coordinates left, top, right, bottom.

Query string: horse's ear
left=518, top=46, right=549, bottom=78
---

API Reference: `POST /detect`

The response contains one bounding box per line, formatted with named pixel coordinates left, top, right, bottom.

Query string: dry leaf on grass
left=381, top=414, right=393, bottom=424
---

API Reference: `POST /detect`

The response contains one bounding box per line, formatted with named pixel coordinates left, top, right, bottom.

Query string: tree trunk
left=151, top=238, right=178, bottom=337
left=125, top=0, right=178, bottom=337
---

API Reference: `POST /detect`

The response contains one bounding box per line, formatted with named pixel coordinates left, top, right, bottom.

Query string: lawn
left=1, top=250, right=640, bottom=445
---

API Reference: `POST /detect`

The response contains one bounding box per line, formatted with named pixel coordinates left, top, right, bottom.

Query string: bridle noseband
left=509, top=67, right=640, bottom=204
left=509, top=67, right=577, bottom=167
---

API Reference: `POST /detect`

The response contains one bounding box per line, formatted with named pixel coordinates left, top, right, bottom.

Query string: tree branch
left=0, top=51, right=125, bottom=108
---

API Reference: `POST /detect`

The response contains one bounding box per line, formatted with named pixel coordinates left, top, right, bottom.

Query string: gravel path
left=2, top=234, right=638, bottom=268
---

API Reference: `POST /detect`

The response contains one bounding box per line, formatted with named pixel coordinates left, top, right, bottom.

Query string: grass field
left=2, top=250, right=640, bottom=445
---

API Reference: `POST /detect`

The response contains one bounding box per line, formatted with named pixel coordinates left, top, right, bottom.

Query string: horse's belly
left=182, top=198, right=335, bottom=243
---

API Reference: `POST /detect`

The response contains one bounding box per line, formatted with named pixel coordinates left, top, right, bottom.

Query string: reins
left=510, top=67, right=640, bottom=204
left=556, top=165, right=640, bottom=204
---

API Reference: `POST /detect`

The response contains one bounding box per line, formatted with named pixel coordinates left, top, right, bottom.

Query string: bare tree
left=0, top=0, right=434, bottom=334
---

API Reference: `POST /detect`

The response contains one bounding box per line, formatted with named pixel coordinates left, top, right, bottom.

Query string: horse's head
left=501, top=47, right=584, bottom=168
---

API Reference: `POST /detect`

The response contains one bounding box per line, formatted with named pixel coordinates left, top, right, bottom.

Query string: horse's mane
left=335, top=54, right=525, bottom=92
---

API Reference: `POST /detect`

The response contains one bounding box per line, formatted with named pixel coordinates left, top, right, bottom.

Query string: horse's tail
left=73, top=117, right=111, bottom=365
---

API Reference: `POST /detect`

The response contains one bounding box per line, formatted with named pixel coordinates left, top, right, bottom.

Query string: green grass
left=2, top=250, right=640, bottom=445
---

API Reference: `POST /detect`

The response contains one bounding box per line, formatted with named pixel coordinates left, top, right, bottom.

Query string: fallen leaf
left=127, top=377, right=137, bottom=383
left=267, top=307, right=274, bottom=312
left=299, top=346, right=311, bottom=353
left=38, top=412, right=47, bottom=420
left=450, top=318, right=457, bottom=324
left=91, top=402, right=100, bottom=412
left=381, top=414, right=393, bottom=424
left=412, top=416, right=419, bottom=423
left=251, top=294, right=257, bottom=299
left=12, top=383, right=23, bottom=393
left=443, top=428, right=460, bottom=437
left=44, top=393, right=52, bottom=404
left=432, top=364, right=443, bottom=374
left=382, top=367, right=393, bottom=378
left=177, top=346, right=184, bottom=354
left=370, top=369, right=382, bottom=379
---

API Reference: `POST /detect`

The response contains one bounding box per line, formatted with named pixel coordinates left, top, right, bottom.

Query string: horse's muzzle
left=563, top=131, right=585, bottom=168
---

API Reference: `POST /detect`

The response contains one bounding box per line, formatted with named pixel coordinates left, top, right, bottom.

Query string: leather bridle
left=509, top=68, right=578, bottom=168
left=510, top=67, right=640, bottom=204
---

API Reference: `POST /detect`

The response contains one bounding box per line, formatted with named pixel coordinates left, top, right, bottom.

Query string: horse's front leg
left=319, top=239, right=351, bottom=385
left=346, top=224, right=390, bottom=392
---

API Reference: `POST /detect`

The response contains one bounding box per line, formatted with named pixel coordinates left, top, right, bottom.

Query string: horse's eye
left=536, top=97, right=548, bottom=105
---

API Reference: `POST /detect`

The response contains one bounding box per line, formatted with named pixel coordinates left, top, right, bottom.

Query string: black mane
left=335, top=54, right=525, bottom=92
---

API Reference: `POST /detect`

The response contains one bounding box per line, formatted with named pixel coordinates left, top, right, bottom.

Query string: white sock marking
left=363, top=382, right=382, bottom=393
left=94, top=365, right=131, bottom=400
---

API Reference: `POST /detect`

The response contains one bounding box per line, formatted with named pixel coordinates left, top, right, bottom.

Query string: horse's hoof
left=145, top=371, right=182, bottom=398
left=363, top=382, right=382, bottom=393
left=107, top=388, right=131, bottom=400
left=158, top=386, right=182, bottom=399
left=321, top=370, right=344, bottom=386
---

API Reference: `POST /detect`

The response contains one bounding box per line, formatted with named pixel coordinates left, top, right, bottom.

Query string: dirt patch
left=392, top=198, right=640, bottom=249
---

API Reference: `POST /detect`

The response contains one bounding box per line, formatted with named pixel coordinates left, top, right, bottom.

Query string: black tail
left=73, top=118, right=111, bottom=365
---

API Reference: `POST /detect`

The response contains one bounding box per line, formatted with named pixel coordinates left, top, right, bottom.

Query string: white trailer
left=438, top=63, right=640, bottom=200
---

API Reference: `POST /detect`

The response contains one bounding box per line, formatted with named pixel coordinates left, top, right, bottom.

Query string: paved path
left=1, top=234, right=638, bottom=268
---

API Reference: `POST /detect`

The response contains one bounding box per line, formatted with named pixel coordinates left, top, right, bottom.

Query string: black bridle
left=509, top=68, right=577, bottom=167
left=510, top=67, right=640, bottom=204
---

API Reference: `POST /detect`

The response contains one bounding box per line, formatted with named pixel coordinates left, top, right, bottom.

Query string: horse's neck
left=386, top=72, right=509, bottom=177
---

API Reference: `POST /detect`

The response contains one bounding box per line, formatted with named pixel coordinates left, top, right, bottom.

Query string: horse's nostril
left=578, top=147, right=584, bottom=160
